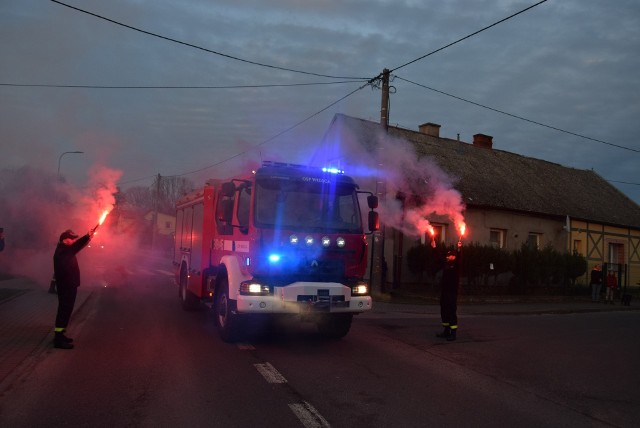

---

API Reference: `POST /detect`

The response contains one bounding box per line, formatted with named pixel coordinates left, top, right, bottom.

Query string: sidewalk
left=0, top=276, right=93, bottom=390
left=1, top=276, right=636, bottom=392
left=370, top=290, right=638, bottom=317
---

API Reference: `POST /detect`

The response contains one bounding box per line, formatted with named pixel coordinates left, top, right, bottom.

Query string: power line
left=0, top=81, right=365, bottom=89
left=608, top=180, right=640, bottom=186
left=119, top=81, right=373, bottom=185
left=395, top=75, right=640, bottom=154
left=50, top=0, right=369, bottom=81
left=391, top=0, right=549, bottom=73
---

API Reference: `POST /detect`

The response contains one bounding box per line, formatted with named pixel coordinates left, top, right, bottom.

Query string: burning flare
left=98, top=210, right=109, bottom=226
left=92, top=209, right=111, bottom=233
left=457, top=221, right=467, bottom=247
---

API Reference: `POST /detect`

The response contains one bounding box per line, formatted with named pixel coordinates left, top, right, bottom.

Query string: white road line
left=156, top=269, right=174, bottom=276
left=289, top=402, right=331, bottom=428
left=254, top=362, right=287, bottom=384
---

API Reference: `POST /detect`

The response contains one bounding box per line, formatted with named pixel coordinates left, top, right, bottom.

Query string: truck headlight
left=351, top=283, right=369, bottom=295
left=240, top=281, right=271, bottom=295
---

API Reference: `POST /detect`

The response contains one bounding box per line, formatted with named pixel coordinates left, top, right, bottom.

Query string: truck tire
left=215, top=278, right=243, bottom=342
left=179, top=267, right=199, bottom=311
left=317, top=314, right=353, bottom=339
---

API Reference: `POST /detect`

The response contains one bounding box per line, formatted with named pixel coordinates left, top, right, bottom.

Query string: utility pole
left=380, top=68, right=390, bottom=131
left=370, top=69, right=391, bottom=295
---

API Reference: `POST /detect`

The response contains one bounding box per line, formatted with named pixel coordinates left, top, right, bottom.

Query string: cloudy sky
left=2, top=0, right=639, bottom=204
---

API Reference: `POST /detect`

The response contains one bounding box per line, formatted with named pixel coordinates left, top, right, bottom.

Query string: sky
left=2, top=0, right=640, bottom=206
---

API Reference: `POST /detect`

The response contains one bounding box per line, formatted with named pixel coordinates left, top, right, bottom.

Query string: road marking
left=237, top=342, right=255, bottom=350
left=156, top=269, right=174, bottom=276
left=254, top=362, right=287, bottom=384
left=289, top=402, right=331, bottom=428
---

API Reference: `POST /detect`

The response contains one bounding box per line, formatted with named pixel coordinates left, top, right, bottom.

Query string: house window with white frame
left=527, top=232, right=541, bottom=250
left=489, top=229, right=506, bottom=248
left=573, top=239, right=583, bottom=255
left=420, top=223, right=445, bottom=246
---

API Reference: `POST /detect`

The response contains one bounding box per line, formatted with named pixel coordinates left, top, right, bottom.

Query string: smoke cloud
left=316, top=120, right=466, bottom=241
left=374, top=134, right=466, bottom=240
left=0, top=164, right=122, bottom=285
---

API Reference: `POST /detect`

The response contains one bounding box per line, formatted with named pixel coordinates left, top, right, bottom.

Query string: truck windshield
left=255, top=178, right=362, bottom=232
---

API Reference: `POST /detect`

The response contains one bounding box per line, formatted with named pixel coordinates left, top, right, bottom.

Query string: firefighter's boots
left=436, top=326, right=451, bottom=338
left=54, top=332, right=74, bottom=349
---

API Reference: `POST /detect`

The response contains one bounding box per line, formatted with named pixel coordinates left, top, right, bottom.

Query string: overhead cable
left=119, top=81, right=372, bottom=184
left=391, top=0, right=548, bottom=72
left=395, top=75, right=640, bottom=154
left=50, top=0, right=369, bottom=81
left=0, top=81, right=365, bottom=89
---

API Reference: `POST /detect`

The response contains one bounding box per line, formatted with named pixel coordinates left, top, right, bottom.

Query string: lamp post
left=57, top=151, right=84, bottom=180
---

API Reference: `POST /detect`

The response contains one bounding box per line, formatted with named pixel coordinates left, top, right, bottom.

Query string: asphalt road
left=1, top=259, right=638, bottom=427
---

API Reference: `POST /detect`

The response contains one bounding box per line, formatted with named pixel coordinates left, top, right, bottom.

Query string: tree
left=122, top=186, right=152, bottom=211
left=151, top=175, right=194, bottom=214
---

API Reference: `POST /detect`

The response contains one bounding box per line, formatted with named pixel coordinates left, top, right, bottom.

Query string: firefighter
left=436, top=247, right=461, bottom=341
left=52, top=229, right=94, bottom=349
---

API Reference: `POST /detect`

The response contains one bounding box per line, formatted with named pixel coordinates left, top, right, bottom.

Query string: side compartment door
left=182, top=205, right=194, bottom=267
left=173, top=208, right=184, bottom=266
left=190, top=202, right=204, bottom=295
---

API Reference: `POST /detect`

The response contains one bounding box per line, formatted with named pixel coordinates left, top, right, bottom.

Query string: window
left=254, top=178, right=361, bottom=232
left=420, top=223, right=445, bottom=246
left=527, top=233, right=540, bottom=250
left=236, top=185, right=251, bottom=233
left=489, top=229, right=506, bottom=248
left=215, top=187, right=235, bottom=236
left=608, top=243, right=625, bottom=264
left=164, top=221, right=172, bottom=230
left=573, top=239, right=583, bottom=255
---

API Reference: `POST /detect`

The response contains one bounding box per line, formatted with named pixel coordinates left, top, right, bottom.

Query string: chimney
left=473, top=133, right=493, bottom=149
left=419, top=122, right=440, bottom=138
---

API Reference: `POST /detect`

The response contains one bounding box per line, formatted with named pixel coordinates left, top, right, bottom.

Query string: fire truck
left=173, top=161, right=379, bottom=342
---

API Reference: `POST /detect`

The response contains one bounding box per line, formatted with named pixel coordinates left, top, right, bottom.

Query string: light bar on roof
left=321, top=167, right=344, bottom=174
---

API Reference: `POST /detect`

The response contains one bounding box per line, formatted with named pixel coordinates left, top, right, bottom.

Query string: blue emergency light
left=268, top=254, right=281, bottom=263
left=321, top=167, right=344, bottom=174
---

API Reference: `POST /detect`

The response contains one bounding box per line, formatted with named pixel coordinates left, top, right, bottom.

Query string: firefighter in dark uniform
left=436, top=246, right=461, bottom=341
left=53, top=229, right=93, bottom=349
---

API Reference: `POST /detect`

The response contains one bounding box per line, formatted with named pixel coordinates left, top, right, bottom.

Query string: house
left=319, top=114, right=640, bottom=289
left=144, top=211, right=176, bottom=238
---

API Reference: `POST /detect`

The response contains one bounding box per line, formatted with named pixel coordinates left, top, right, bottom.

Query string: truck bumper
left=236, top=281, right=372, bottom=314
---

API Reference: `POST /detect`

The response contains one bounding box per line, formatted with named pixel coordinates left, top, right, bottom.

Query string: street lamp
left=57, top=151, right=84, bottom=179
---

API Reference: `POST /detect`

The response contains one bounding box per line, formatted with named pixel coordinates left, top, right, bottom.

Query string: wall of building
left=572, top=220, right=640, bottom=289
left=458, top=208, right=566, bottom=251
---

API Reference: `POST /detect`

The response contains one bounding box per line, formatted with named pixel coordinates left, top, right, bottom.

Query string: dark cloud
left=1, top=0, right=638, bottom=205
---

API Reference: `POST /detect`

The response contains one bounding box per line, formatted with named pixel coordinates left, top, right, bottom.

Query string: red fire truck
left=173, top=161, right=379, bottom=342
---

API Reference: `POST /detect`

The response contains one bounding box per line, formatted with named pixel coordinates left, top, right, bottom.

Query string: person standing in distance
left=53, top=228, right=94, bottom=349
left=590, top=264, right=603, bottom=303
left=436, top=245, right=461, bottom=341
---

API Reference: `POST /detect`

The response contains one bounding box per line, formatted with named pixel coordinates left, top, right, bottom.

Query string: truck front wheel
left=215, top=278, right=243, bottom=342
left=317, top=314, right=353, bottom=339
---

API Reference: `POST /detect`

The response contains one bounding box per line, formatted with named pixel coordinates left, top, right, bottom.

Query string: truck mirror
left=367, top=195, right=378, bottom=209
left=368, top=211, right=379, bottom=232
left=221, top=182, right=236, bottom=197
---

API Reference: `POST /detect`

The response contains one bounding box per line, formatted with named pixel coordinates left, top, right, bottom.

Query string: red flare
left=93, top=209, right=111, bottom=233
left=98, top=210, right=109, bottom=226
left=427, top=225, right=435, bottom=237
